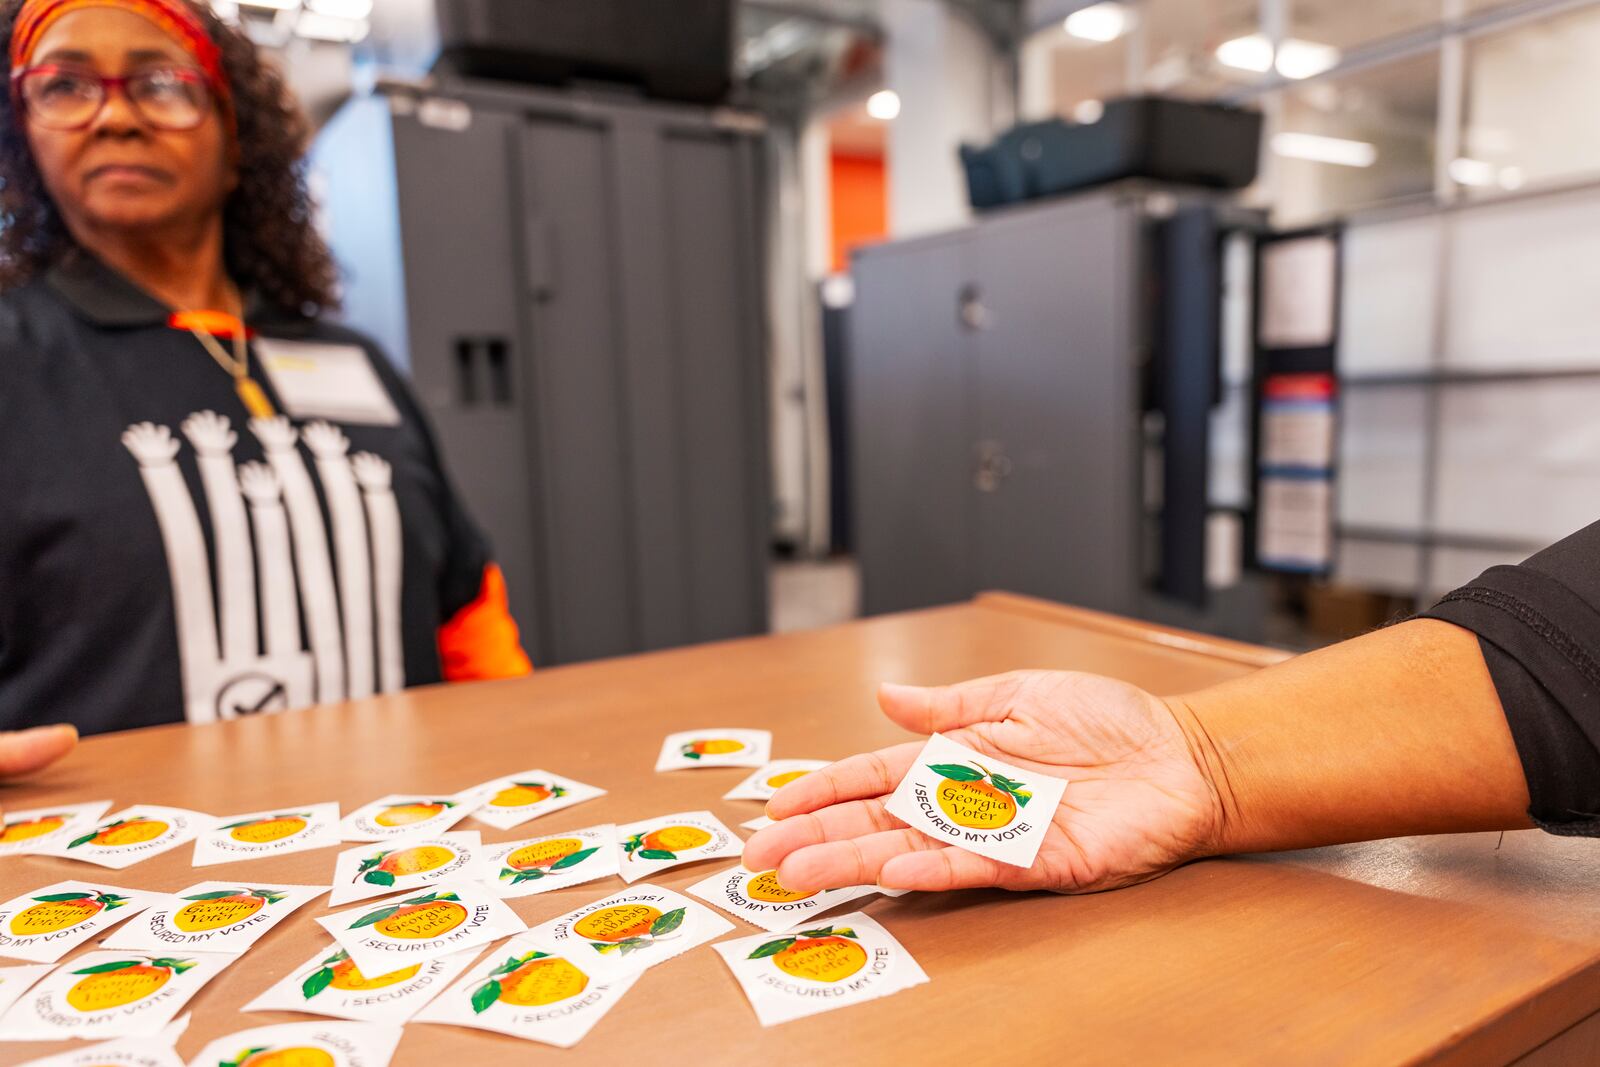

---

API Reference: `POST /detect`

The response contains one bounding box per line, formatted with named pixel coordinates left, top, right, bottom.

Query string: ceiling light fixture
left=1271, top=132, right=1377, bottom=168
left=1064, top=3, right=1130, bottom=43
left=1216, top=34, right=1341, bottom=79
left=295, top=10, right=369, bottom=41
left=867, top=89, right=901, bottom=121
left=307, top=0, right=372, bottom=19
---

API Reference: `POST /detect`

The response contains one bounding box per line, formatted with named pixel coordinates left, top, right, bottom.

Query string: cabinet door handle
left=974, top=440, right=1012, bottom=492
left=959, top=284, right=991, bottom=332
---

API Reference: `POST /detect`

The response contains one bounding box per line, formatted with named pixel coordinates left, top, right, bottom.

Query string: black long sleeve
left=1422, top=520, right=1600, bottom=837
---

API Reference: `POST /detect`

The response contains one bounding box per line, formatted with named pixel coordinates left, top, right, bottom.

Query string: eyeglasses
left=12, top=64, right=213, bottom=131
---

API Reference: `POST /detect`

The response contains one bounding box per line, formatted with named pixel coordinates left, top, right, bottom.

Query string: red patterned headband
left=10, top=0, right=231, bottom=109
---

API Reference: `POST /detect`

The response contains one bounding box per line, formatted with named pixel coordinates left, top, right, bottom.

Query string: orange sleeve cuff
left=437, top=563, right=534, bottom=682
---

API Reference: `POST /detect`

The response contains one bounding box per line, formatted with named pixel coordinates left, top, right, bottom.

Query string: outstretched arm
left=743, top=618, right=1530, bottom=895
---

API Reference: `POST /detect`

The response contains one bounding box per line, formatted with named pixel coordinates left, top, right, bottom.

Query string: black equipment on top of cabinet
left=961, top=98, right=1263, bottom=211
left=433, top=0, right=734, bottom=104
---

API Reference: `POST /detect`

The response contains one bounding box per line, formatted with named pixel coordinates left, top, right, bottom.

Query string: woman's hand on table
left=0, top=724, right=79, bottom=821
left=742, top=671, right=1224, bottom=894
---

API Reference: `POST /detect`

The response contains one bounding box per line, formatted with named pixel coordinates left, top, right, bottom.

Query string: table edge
left=973, top=591, right=1293, bottom=671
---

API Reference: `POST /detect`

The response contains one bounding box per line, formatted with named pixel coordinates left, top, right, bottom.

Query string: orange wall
left=830, top=151, right=887, bottom=273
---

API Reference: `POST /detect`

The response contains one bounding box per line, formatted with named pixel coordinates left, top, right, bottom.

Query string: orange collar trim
left=167, top=309, right=253, bottom=339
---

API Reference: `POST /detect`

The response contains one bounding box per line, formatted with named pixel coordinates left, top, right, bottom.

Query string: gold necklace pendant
left=235, top=376, right=276, bottom=419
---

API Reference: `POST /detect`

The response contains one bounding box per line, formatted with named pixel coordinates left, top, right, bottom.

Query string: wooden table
left=4, top=593, right=1599, bottom=1066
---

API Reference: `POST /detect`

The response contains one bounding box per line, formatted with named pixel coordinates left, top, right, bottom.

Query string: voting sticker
left=314, top=884, right=525, bottom=979
left=883, top=733, right=1067, bottom=868
left=103, top=882, right=324, bottom=954
left=713, top=912, right=928, bottom=1026
left=9, top=1028, right=186, bottom=1066
left=615, top=811, right=741, bottom=883
left=0, top=962, right=53, bottom=1019
left=0, top=801, right=113, bottom=858
left=523, top=884, right=733, bottom=981
left=33, top=806, right=213, bottom=870
left=479, top=825, right=619, bottom=899
left=0, top=881, right=163, bottom=963
left=412, top=936, right=641, bottom=1048
left=740, top=816, right=775, bottom=832
left=337, top=793, right=480, bottom=842
left=653, top=729, right=772, bottom=771
left=184, top=1021, right=403, bottom=1067
left=463, top=769, right=606, bottom=831
left=722, top=760, right=830, bottom=802
left=243, top=943, right=477, bottom=1025
left=327, top=832, right=482, bottom=906
left=191, top=803, right=341, bottom=867
left=0, top=950, right=237, bottom=1041
left=685, top=864, right=879, bottom=933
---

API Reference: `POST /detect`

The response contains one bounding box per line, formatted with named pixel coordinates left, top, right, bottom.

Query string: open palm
left=742, top=671, right=1223, bottom=894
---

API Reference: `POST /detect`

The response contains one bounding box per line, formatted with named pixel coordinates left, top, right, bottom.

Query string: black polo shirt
left=0, top=253, right=493, bottom=735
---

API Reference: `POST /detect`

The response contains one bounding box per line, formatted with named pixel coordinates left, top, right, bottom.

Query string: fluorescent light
left=866, top=90, right=901, bottom=121
left=1216, top=34, right=1341, bottom=79
left=295, top=9, right=368, bottom=41
left=236, top=0, right=298, bottom=10
left=1448, top=157, right=1496, bottom=187
left=1064, top=3, right=1129, bottom=43
left=307, top=0, right=370, bottom=18
left=1276, top=39, right=1340, bottom=79
left=1216, top=34, right=1274, bottom=73
left=1271, top=132, right=1377, bottom=168
left=1072, top=98, right=1105, bottom=124
left=1499, top=165, right=1525, bottom=190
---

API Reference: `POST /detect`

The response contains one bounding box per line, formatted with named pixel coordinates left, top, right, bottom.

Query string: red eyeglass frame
left=9, top=62, right=213, bottom=130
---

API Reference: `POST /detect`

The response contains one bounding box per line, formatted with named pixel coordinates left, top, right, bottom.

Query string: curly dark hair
left=0, top=0, right=338, bottom=314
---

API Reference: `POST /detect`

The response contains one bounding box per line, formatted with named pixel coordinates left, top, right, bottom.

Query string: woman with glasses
left=0, top=0, right=532, bottom=804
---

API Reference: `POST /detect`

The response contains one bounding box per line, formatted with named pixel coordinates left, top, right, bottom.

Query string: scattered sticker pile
left=0, top=725, right=1055, bottom=1054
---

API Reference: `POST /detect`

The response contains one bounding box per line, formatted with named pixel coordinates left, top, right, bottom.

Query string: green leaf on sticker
left=181, top=891, right=240, bottom=901
left=1013, top=791, right=1032, bottom=808
left=834, top=928, right=857, bottom=939
left=650, top=908, right=686, bottom=937
left=151, top=958, right=196, bottom=973
left=67, top=831, right=98, bottom=849
left=470, top=979, right=501, bottom=1014
left=618, top=939, right=649, bottom=956
left=32, top=892, right=94, bottom=902
left=550, top=847, right=598, bottom=871
left=350, top=905, right=400, bottom=929
left=510, top=870, right=546, bottom=884
left=72, top=960, right=142, bottom=975
left=796, top=926, right=835, bottom=938
left=364, top=870, right=396, bottom=887
left=990, top=772, right=1027, bottom=794
left=301, top=966, right=334, bottom=999
left=321, top=949, right=351, bottom=966
left=682, top=750, right=702, bottom=760
left=748, top=937, right=795, bottom=960
left=928, top=764, right=985, bottom=782
left=592, top=943, right=618, bottom=955
left=551, top=786, right=568, bottom=797
left=637, top=849, right=677, bottom=861
left=252, top=890, right=288, bottom=904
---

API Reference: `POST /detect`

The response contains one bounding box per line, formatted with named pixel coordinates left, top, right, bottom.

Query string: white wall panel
left=1447, top=186, right=1600, bottom=370
left=1340, top=214, right=1441, bottom=375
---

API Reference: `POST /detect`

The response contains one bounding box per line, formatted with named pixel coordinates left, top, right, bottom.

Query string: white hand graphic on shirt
left=250, top=416, right=345, bottom=703
left=304, top=421, right=375, bottom=700
left=354, top=452, right=406, bottom=694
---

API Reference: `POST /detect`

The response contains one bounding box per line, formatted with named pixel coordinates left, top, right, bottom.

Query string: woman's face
left=22, top=6, right=235, bottom=239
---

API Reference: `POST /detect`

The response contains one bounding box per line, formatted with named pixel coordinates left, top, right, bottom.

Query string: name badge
left=254, top=338, right=402, bottom=426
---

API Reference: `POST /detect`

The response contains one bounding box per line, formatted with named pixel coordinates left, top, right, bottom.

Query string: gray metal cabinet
left=316, top=82, right=769, bottom=666
left=849, top=190, right=1144, bottom=617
